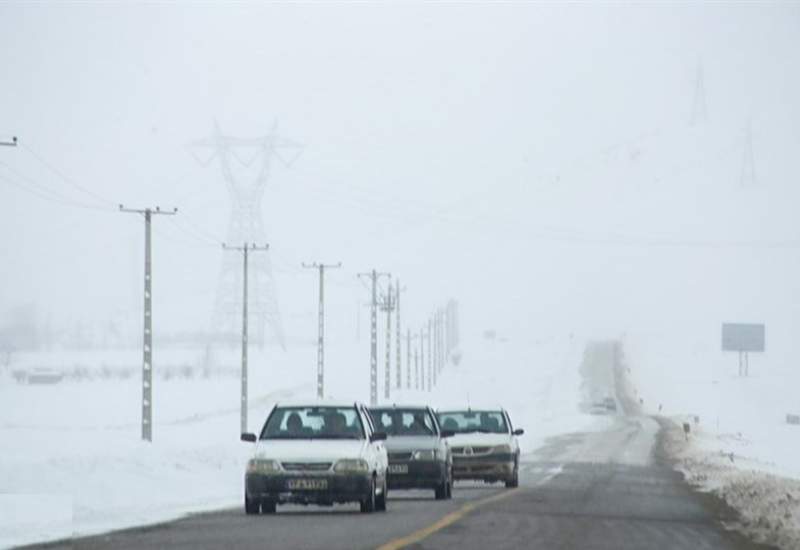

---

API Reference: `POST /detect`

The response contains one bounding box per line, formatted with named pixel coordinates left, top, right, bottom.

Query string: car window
left=370, top=408, right=436, bottom=436
left=436, top=410, right=509, bottom=434
left=260, top=406, right=364, bottom=440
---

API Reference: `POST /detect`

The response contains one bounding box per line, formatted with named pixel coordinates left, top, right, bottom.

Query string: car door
left=431, top=407, right=450, bottom=467
left=359, top=405, right=387, bottom=476
left=504, top=410, right=519, bottom=456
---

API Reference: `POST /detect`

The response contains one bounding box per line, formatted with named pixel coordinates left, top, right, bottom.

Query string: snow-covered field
left=1, top=334, right=604, bottom=549
left=623, top=333, right=800, bottom=549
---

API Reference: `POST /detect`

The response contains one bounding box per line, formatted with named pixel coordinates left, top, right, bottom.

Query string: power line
left=20, top=139, right=116, bottom=208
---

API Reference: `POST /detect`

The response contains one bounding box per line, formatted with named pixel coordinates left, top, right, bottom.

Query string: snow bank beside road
left=622, top=335, right=800, bottom=549
left=661, top=420, right=800, bottom=550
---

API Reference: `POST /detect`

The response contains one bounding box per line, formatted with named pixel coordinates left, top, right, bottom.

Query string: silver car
left=437, top=408, right=523, bottom=488
left=369, top=405, right=454, bottom=499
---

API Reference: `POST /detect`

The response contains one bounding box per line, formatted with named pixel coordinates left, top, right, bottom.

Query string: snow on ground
left=0, top=346, right=315, bottom=549
left=1, top=333, right=602, bottom=548
left=623, top=333, right=800, bottom=549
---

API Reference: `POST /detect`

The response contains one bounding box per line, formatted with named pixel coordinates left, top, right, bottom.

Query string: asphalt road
left=26, top=343, right=776, bottom=550
left=28, top=416, right=774, bottom=550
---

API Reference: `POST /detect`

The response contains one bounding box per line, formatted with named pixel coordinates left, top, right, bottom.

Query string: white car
left=437, top=408, right=523, bottom=488
left=241, top=401, right=389, bottom=514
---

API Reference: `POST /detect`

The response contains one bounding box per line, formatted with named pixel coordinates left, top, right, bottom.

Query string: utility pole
left=414, top=347, right=420, bottom=391
left=0, top=136, right=17, bottom=147
left=119, top=205, right=177, bottom=442
left=380, top=282, right=396, bottom=401
left=224, top=242, right=269, bottom=435
left=438, top=308, right=445, bottom=374
left=302, top=262, right=341, bottom=398
left=395, top=280, right=405, bottom=390
left=427, top=318, right=433, bottom=390
left=406, top=328, right=412, bottom=389
left=358, top=270, right=390, bottom=405
left=419, top=327, right=426, bottom=391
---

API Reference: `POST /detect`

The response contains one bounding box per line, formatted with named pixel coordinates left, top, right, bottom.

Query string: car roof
left=437, top=407, right=507, bottom=414
left=369, top=404, right=431, bottom=411
left=273, top=399, right=365, bottom=409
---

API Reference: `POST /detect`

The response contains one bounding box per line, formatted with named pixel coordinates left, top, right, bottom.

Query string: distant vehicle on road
left=603, top=396, right=618, bottom=412
left=437, top=408, right=523, bottom=488
left=12, top=367, right=64, bottom=385
left=241, top=401, right=388, bottom=514
left=369, top=405, right=454, bottom=500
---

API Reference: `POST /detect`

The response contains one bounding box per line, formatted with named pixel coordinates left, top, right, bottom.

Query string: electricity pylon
left=191, top=120, right=301, bottom=349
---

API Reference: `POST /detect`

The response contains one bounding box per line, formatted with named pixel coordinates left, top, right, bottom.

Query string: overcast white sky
left=1, top=3, right=799, bottom=355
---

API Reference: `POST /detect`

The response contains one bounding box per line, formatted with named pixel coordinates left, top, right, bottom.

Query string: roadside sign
left=721, top=323, right=765, bottom=352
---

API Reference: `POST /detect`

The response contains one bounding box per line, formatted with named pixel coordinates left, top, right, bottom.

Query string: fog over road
left=25, top=343, right=775, bottom=550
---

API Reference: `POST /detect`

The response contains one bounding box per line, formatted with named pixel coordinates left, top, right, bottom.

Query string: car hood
left=383, top=435, right=438, bottom=452
left=448, top=433, right=512, bottom=448
left=253, top=439, right=370, bottom=462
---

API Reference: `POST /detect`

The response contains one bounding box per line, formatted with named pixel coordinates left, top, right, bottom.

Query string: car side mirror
left=512, top=429, right=524, bottom=436
left=440, top=430, right=455, bottom=438
left=241, top=432, right=257, bottom=443
left=370, top=431, right=387, bottom=442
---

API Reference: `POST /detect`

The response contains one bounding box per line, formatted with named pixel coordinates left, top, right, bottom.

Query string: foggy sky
left=1, top=3, right=799, bottom=355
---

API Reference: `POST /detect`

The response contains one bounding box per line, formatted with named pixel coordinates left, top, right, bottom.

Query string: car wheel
left=245, top=494, right=259, bottom=515
left=435, top=475, right=447, bottom=500
left=360, top=476, right=376, bottom=513
left=505, top=457, right=519, bottom=488
left=261, top=500, right=276, bottom=514
left=446, top=468, right=454, bottom=499
left=375, top=476, right=387, bottom=512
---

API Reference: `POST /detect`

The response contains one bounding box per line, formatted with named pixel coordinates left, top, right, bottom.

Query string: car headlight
left=492, top=444, right=512, bottom=454
left=247, top=459, right=281, bottom=474
left=333, top=459, right=369, bottom=473
left=412, top=450, right=436, bottom=461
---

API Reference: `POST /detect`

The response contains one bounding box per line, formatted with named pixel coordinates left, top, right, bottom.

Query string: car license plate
left=287, top=479, right=327, bottom=490
left=388, top=464, right=409, bottom=474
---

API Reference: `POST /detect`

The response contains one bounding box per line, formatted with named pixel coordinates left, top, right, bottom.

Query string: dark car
left=369, top=405, right=454, bottom=500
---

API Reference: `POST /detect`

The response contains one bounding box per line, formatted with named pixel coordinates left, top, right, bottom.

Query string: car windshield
left=260, top=406, right=364, bottom=440
left=370, top=408, right=436, bottom=436
left=437, top=410, right=508, bottom=434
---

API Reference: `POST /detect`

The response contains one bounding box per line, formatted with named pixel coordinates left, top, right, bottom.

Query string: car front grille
left=281, top=462, right=332, bottom=472
left=451, top=446, right=492, bottom=456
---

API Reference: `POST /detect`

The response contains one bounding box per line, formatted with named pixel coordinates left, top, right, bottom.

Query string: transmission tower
left=191, top=120, right=301, bottom=349
left=690, top=60, right=708, bottom=126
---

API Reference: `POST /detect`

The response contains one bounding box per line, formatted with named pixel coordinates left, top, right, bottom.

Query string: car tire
left=375, top=477, right=387, bottom=512
left=446, top=468, right=454, bottom=499
left=244, top=494, right=259, bottom=515
left=435, top=476, right=447, bottom=500
left=360, top=476, right=376, bottom=513
left=505, top=457, right=520, bottom=488
left=261, top=500, right=276, bottom=514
